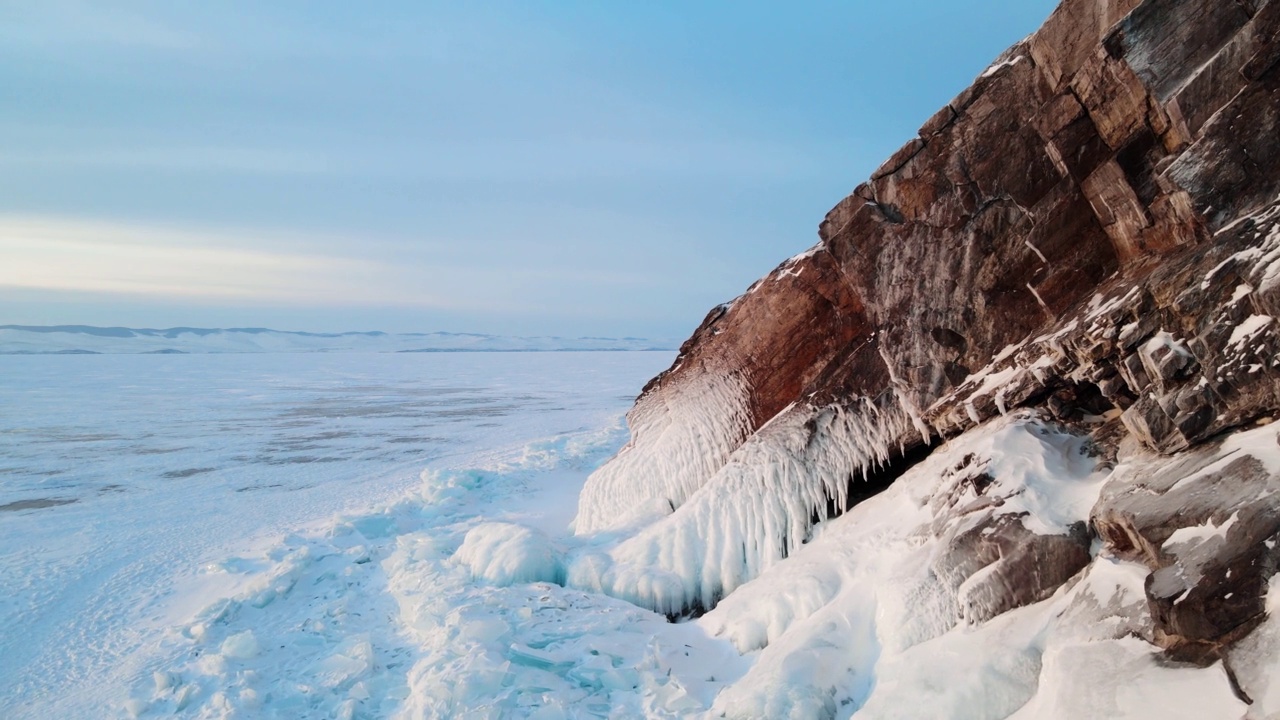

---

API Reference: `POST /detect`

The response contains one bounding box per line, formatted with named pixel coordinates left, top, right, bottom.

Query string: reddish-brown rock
left=634, top=0, right=1280, bottom=479
left=591, top=0, right=1280, bottom=661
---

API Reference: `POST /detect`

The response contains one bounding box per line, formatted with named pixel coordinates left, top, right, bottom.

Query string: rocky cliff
left=570, top=0, right=1280, bottom=715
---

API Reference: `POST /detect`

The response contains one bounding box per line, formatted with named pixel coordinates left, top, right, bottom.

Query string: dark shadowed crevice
left=810, top=440, right=940, bottom=528
left=670, top=441, right=942, bottom=624
left=669, top=600, right=710, bottom=623
left=1018, top=378, right=1119, bottom=421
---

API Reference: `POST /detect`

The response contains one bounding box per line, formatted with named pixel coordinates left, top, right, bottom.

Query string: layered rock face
left=574, top=0, right=1280, bottom=703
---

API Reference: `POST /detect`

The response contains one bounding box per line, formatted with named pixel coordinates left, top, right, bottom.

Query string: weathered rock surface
left=577, top=0, right=1280, bottom=685
left=1092, top=423, right=1280, bottom=661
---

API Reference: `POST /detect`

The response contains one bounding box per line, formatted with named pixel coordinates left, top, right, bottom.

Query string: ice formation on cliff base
left=570, top=396, right=920, bottom=616
left=574, top=372, right=752, bottom=535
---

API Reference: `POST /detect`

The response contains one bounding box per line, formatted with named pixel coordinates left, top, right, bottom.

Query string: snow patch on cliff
left=1226, top=574, right=1280, bottom=717
left=1010, top=636, right=1246, bottom=720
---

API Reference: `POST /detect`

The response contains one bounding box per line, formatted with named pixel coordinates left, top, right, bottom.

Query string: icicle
left=574, top=372, right=752, bottom=534
left=570, top=396, right=917, bottom=615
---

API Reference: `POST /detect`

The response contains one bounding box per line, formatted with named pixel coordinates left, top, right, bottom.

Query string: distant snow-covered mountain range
left=0, top=325, right=677, bottom=354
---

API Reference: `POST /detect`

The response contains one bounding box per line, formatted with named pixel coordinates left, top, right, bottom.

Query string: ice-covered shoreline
left=118, top=422, right=748, bottom=719
left=0, top=351, right=676, bottom=718
left=55, top=398, right=1269, bottom=719
left=5, top=352, right=1275, bottom=718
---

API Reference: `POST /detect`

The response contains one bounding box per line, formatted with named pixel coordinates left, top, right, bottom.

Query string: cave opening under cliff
left=669, top=441, right=943, bottom=623
left=809, top=439, right=940, bottom=530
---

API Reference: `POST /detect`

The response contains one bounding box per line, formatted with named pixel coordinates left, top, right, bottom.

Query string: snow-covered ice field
left=4, top=351, right=1270, bottom=719
left=0, top=351, right=734, bottom=718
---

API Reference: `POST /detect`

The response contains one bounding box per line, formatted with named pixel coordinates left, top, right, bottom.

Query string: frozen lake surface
left=0, top=351, right=715, bottom=718
left=4, top=352, right=1254, bottom=718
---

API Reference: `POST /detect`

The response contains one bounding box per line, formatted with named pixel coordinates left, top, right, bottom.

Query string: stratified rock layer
left=576, top=0, right=1280, bottom=678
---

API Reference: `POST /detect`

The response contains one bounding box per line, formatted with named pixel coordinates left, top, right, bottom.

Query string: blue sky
left=1, top=0, right=1058, bottom=338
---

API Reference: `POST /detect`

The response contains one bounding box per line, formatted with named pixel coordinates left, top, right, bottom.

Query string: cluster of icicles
left=571, top=373, right=920, bottom=617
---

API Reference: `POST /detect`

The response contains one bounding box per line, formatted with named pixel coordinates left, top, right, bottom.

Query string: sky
left=0, top=0, right=1060, bottom=339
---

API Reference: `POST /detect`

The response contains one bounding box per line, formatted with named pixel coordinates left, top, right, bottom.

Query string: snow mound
left=218, top=631, right=260, bottom=660
left=453, top=522, right=563, bottom=586
left=1009, top=637, right=1246, bottom=719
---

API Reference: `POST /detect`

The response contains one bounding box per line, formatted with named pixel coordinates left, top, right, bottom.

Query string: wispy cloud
left=0, top=146, right=333, bottom=176
left=0, top=216, right=444, bottom=307
left=0, top=137, right=811, bottom=181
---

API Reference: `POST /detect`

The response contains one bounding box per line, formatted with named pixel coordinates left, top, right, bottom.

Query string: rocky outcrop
left=576, top=0, right=1280, bottom=684
left=1092, top=425, right=1280, bottom=661
left=623, top=0, right=1280, bottom=461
